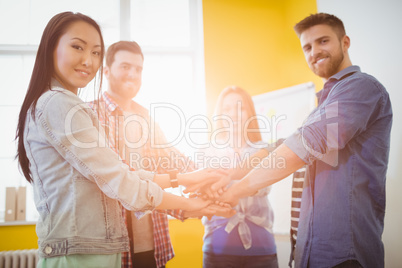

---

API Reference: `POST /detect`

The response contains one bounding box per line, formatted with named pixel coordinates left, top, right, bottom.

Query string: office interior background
left=0, top=0, right=401, bottom=267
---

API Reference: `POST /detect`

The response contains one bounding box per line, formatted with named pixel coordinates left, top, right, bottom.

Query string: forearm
left=153, top=170, right=210, bottom=189
left=153, top=174, right=172, bottom=189
left=156, top=192, right=185, bottom=210
left=230, top=148, right=270, bottom=180
left=230, top=143, right=305, bottom=199
left=153, top=172, right=196, bottom=189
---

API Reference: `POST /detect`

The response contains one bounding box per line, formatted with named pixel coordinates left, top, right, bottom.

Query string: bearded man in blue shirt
left=218, top=13, right=393, bottom=268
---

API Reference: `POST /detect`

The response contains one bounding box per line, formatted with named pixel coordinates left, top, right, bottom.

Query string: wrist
left=230, top=182, right=245, bottom=200
left=167, top=169, right=179, bottom=188
left=177, top=172, right=187, bottom=186
left=181, top=197, right=192, bottom=211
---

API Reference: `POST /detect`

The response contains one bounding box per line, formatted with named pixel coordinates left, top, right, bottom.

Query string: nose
left=310, top=44, right=322, bottom=58
left=128, top=69, right=140, bottom=80
left=82, top=51, right=92, bottom=67
left=228, top=107, right=240, bottom=122
left=127, top=70, right=135, bottom=79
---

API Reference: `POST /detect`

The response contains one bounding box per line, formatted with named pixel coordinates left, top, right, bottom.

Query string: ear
left=103, top=66, right=110, bottom=79
left=342, top=35, right=351, bottom=52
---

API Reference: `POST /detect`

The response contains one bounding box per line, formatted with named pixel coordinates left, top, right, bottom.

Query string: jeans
left=203, top=252, right=278, bottom=268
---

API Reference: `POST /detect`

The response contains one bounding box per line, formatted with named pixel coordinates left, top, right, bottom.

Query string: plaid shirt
left=88, top=92, right=195, bottom=268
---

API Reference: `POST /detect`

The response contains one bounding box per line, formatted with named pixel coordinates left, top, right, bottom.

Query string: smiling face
left=53, top=21, right=102, bottom=94
left=300, top=24, right=351, bottom=80
left=104, top=50, right=143, bottom=100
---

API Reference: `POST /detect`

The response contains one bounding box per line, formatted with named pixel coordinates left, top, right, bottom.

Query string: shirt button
left=45, top=246, right=53, bottom=254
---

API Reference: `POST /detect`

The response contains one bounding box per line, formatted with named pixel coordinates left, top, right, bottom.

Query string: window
left=0, top=0, right=205, bottom=222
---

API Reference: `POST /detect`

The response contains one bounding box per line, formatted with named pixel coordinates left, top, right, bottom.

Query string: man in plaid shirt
left=89, top=41, right=197, bottom=268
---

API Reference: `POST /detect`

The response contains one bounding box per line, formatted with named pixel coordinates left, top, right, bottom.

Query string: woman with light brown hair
left=198, top=86, right=279, bottom=268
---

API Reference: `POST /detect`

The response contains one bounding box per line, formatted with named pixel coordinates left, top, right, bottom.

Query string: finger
left=214, top=200, right=224, bottom=206
left=201, top=207, right=216, bottom=215
left=204, top=198, right=213, bottom=206
left=210, top=177, right=230, bottom=192
left=206, top=204, right=221, bottom=210
left=213, top=188, right=222, bottom=199
left=207, top=168, right=229, bottom=176
left=205, top=187, right=219, bottom=198
left=188, top=192, right=199, bottom=198
left=183, top=181, right=204, bottom=193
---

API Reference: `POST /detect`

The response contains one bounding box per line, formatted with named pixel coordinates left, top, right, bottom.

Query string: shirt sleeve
left=285, top=76, right=385, bottom=165
left=167, top=209, right=186, bottom=221
left=37, top=91, right=164, bottom=211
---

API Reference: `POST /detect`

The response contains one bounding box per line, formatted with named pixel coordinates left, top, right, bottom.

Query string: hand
left=217, top=185, right=240, bottom=207
left=192, top=168, right=236, bottom=199
left=182, top=196, right=212, bottom=212
left=183, top=203, right=236, bottom=219
left=180, top=168, right=229, bottom=195
left=207, top=169, right=234, bottom=198
left=208, top=203, right=236, bottom=219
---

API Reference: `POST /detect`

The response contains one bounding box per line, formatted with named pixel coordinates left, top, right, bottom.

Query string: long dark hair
left=15, top=12, right=105, bottom=183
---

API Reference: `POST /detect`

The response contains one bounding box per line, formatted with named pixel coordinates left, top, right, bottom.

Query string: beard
left=310, top=45, right=345, bottom=79
left=108, top=73, right=140, bottom=99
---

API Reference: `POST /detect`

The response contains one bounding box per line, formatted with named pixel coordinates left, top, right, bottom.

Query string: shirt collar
left=102, top=91, right=122, bottom=114
left=50, top=78, right=64, bottom=89
left=316, top=65, right=360, bottom=102
left=329, top=65, right=360, bottom=81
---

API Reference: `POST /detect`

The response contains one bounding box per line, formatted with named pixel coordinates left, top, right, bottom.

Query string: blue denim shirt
left=24, top=82, right=164, bottom=258
left=285, top=66, right=392, bottom=268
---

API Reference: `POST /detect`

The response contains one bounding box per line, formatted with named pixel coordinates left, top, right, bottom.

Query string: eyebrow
left=71, top=37, right=87, bottom=44
left=71, top=37, right=101, bottom=48
left=315, top=35, right=331, bottom=42
left=302, top=35, right=331, bottom=50
left=119, top=62, right=143, bottom=69
left=119, top=61, right=133, bottom=66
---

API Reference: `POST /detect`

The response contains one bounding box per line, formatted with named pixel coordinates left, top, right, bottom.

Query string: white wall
left=317, top=1, right=402, bottom=267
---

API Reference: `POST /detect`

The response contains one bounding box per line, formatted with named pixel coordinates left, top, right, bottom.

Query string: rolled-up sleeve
left=285, top=75, right=385, bottom=165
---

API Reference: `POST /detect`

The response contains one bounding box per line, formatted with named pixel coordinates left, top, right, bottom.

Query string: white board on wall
left=252, top=82, right=316, bottom=143
left=252, top=82, right=316, bottom=234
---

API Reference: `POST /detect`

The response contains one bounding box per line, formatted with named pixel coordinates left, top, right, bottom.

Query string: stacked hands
left=178, top=168, right=239, bottom=219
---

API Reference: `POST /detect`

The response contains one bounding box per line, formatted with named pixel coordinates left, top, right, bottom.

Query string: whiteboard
left=252, top=82, right=316, bottom=143
left=252, top=82, right=316, bottom=234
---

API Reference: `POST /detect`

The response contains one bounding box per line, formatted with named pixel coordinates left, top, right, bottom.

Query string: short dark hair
left=105, top=41, right=144, bottom=67
left=294, top=13, right=346, bottom=40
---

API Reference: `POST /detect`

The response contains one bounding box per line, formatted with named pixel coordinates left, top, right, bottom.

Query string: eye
left=303, top=46, right=311, bottom=53
left=72, top=45, right=83, bottom=51
left=93, top=51, right=101, bottom=57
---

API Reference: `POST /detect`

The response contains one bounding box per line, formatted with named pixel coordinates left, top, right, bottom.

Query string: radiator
left=0, top=249, right=38, bottom=268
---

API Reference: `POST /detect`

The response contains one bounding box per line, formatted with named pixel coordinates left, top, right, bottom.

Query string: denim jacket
left=24, top=83, right=164, bottom=258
